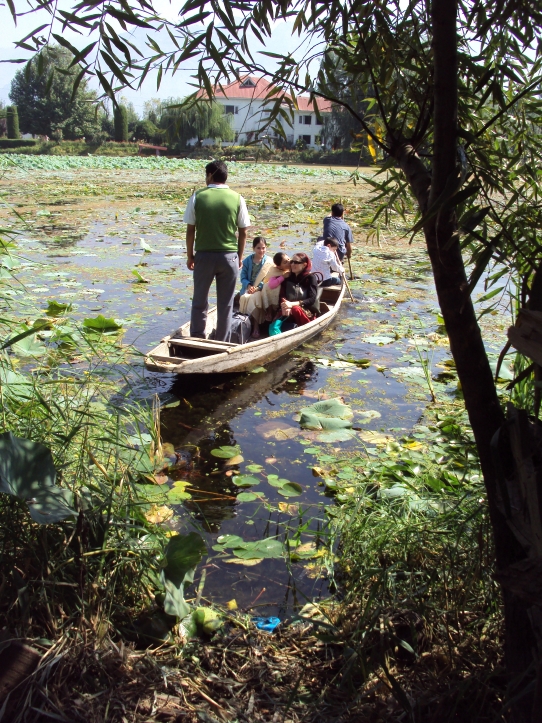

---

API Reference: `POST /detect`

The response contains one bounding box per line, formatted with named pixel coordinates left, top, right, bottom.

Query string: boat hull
left=144, top=285, right=345, bottom=374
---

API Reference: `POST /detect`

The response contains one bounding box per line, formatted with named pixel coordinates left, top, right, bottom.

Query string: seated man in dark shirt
left=322, top=203, right=353, bottom=261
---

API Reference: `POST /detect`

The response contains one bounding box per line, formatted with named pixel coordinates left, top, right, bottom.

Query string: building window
left=301, top=134, right=311, bottom=145
left=225, top=105, right=235, bottom=115
left=315, top=116, right=323, bottom=125
left=299, top=116, right=303, bottom=124
left=303, top=115, right=312, bottom=125
left=240, top=78, right=256, bottom=87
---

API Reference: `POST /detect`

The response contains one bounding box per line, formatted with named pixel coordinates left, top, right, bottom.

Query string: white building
left=199, top=76, right=333, bottom=149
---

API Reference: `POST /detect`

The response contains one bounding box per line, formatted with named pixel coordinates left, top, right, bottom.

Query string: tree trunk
left=395, top=0, right=534, bottom=718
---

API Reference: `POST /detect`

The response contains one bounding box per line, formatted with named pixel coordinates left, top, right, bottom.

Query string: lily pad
left=233, top=475, right=260, bottom=487
left=359, top=430, right=391, bottom=445
left=358, top=410, right=382, bottom=420
left=299, top=398, right=353, bottom=431
left=237, top=491, right=258, bottom=501
left=231, top=538, right=284, bottom=560
left=210, top=445, right=241, bottom=459
left=245, top=463, right=264, bottom=473
left=317, top=429, right=356, bottom=443
left=215, top=534, right=245, bottom=548
left=267, top=476, right=291, bottom=488
left=363, top=335, right=394, bottom=345
left=277, top=482, right=303, bottom=497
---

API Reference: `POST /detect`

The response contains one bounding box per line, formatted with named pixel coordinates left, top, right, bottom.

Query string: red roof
left=197, top=76, right=332, bottom=112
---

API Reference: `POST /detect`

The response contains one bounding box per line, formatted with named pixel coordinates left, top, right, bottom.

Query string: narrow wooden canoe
left=144, top=284, right=345, bottom=374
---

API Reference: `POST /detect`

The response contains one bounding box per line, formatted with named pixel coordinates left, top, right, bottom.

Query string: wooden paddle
left=341, top=269, right=355, bottom=302
left=347, top=256, right=354, bottom=280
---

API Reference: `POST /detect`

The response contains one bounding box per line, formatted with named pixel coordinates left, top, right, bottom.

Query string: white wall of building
left=214, top=97, right=327, bottom=149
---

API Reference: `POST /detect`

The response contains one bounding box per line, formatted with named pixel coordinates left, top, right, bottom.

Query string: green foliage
left=6, top=106, right=20, bottom=140
left=160, top=532, right=207, bottom=618
left=159, top=98, right=234, bottom=149
left=82, top=315, right=122, bottom=332
left=0, top=138, right=38, bottom=149
left=114, top=105, right=129, bottom=142
left=134, top=119, right=161, bottom=143
left=299, top=398, right=354, bottom=430
left=9, top=45, right=100, bottom=139
left=0, top=432, right=76, bottom=524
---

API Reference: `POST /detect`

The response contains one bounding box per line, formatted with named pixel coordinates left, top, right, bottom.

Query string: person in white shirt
left=312, top=237, right=343, bottom=287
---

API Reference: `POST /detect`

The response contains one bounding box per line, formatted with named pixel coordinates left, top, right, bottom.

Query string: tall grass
left=331, top=404, right=504, bottom=720
left=0, top=229, right=171, bottom=643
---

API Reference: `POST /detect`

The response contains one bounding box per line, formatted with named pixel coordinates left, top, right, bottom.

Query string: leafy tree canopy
left=158, top=99, right=234, bottom=148
left=9, top=45, right=100, bottom=139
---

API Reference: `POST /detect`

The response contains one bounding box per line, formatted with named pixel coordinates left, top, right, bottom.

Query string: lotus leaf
left=0, top=432, right=76, bottom=524
left=160, top=532, right=206, bottom=618
left=290, top=542, right=318, bottom=559
left=299, top=398, right=353, bottom=431
left=233, top=475, right=260, bottom=487
left=267, top=476, right=290, bottom=488
left=277, top=482, right=303, bottom=497
left=363, top=335, right=394, bottom=345
left=210, top=445, right=241, bottom=459
left=0, top=366, right=32, bottom=399
left=46, top=300, right=72, bottom=316
left=317, top=429, right=356, bottom=442
left=237, top=491, right=258, bottom=501
left=245, top=463, right=263, bottom=473
left=193, top=606, right=222, bottom=635
left=27, top=486, right=76, bottom=524
left=132, top=269, right=149, bottom=283
left=83, top=315, right=122, bottom=332
left=231, top=539, right=284, bottom=560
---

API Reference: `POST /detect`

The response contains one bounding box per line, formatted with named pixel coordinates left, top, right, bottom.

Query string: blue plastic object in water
left=252, top=616, right=281, bottom=632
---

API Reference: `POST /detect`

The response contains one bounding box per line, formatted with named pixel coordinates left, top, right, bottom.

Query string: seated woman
left=270, top=253, right=319, bottom=334
left=238, top=237, right=273, bottom=337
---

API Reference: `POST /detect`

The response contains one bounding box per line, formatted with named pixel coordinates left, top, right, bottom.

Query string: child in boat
left=240, top=252, right=291, bottom=338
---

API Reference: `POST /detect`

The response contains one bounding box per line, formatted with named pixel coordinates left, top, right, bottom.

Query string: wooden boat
left=144, top=284, right=346, bottom=374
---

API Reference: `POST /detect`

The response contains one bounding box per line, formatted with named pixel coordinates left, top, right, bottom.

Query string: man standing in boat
left=183, top=161, right=250, bottom=342
left=322, top=203, right=353, bottom=262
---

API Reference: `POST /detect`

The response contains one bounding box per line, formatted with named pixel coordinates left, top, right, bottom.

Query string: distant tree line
left=5, top=44, right=361, bottom=150
left=4, top=45, right=237, bottom=149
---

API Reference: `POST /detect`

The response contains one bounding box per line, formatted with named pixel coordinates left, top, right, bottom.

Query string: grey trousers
left=190, top=251, right=239, bottom=341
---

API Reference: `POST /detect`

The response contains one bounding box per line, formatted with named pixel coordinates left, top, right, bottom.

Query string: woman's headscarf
left=292, top=252, right=312, bottom=277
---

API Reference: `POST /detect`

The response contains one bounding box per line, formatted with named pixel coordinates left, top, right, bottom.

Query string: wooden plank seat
left=167, top=336, right=239, bottom=360
left=168, top=337, right=238, bottom=350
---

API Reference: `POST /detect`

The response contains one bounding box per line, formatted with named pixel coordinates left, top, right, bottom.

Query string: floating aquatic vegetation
left=299, top=398, right=354, bottom=431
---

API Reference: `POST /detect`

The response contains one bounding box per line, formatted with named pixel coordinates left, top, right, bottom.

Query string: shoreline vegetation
left=0, top=159, right=511, bottom=722
left=0, top=139, right=366, bottom=166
